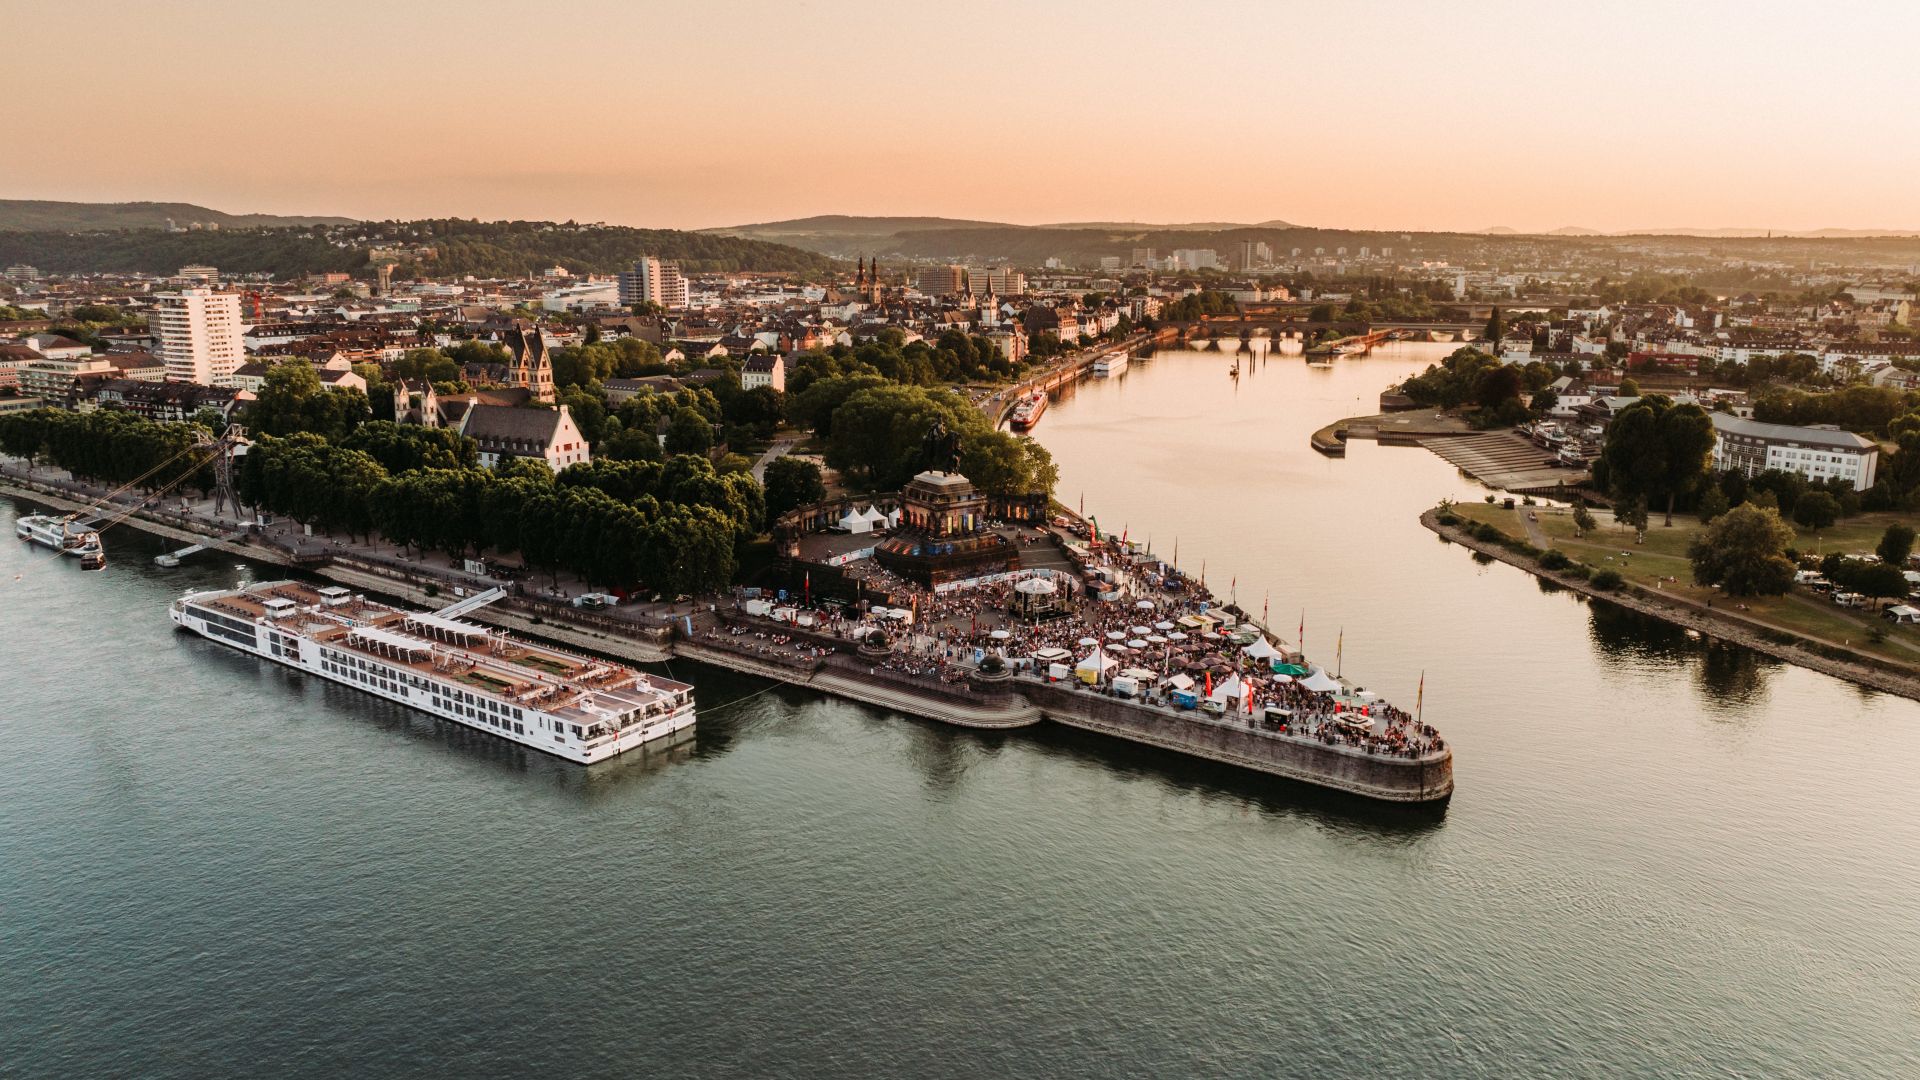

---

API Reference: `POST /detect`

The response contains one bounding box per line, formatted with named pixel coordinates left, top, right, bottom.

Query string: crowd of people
left=720, top=525, right=1447, bottom=761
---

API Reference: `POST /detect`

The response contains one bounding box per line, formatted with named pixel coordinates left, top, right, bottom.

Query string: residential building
left=741, top=354, right=785, bottom=392
left=617, top=257, right=689, bottom=310
left=1709, top=413, right=1878, bottom=489
left=25, top=334, right=92, bottom=364
left=93, top=379, right=246, bottom=422
left=914, top=265, right=969, bottom=297
left=151, top=288, right=245, bottom=384
left=457, top=403, right=591, bottom=472
left=177, top=264, right=220, bottom=285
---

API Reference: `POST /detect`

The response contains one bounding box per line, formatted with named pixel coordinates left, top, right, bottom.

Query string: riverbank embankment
left=1421, top=507, right=1920, bottom=703
left=1311, top=408, right=1474, bottom=456
left=2, top=473, right=1449, bottom=802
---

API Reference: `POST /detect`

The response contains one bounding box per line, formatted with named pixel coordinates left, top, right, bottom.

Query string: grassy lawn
left=1448, top=500, right=1920, bottom=664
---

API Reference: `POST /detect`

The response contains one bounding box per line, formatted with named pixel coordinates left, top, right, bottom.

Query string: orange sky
left=8, top=0, right=1918, bottom=233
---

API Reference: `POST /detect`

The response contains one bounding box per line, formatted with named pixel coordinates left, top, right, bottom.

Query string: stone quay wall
left=1019, top=678, right=1454, bottom=803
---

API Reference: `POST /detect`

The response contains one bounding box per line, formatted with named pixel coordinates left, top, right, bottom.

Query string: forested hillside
left=0, top=218, right=834, bottom=278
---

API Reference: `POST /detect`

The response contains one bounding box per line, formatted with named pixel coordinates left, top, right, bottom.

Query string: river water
left=3, top=342, right=1917, bottom=1079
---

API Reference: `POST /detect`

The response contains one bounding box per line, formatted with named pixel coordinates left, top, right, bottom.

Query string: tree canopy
left=1687, top=504, right=1797, bottom=597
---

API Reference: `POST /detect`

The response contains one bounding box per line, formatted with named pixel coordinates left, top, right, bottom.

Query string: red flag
left=1205, top=671, right=1213, bottom=697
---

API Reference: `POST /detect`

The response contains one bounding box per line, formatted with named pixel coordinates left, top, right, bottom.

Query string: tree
left=1617, top=377, right=1640, bottom=397
left=1484, top=306, right=1505, bottom=344
left=1473, top=364, right=1523, bottom=410
left=1792, top=490, right=1840, bottom=531
left=664, top=407, right=714, bottom=456
left=1688, top=504, right=1797, bottom=597
left=244, top=363, right=370, bottom=442
left=1697, top=486, right=1729, bottom=524
left=1572, top=503, right=1597, bottom=537
left=1851, top=562, right=1911, bottom=606
left=1878, top=523, right=1916, bottom=566
left=1529, top=389, right=1559, bottom=415
left=1597, top=395, right=1715, bottom=524
left=763, top=456, right=826, bottom=519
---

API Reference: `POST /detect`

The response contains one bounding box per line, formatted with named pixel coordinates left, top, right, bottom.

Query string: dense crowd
left=723, top=529, right=1447, bottom=759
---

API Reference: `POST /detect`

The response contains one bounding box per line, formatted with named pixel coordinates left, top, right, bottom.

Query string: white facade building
left=151, top=288, right=245, bottom=384
left=617, top=257, right=689, bottom=310
left=1709, top=413, right=1879, bottom=490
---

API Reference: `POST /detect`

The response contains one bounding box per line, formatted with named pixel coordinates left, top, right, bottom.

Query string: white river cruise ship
left=172, top=581, right=694, bottom=763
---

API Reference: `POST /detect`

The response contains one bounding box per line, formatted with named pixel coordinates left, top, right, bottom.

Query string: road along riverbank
left=1421, top=507, right=1920, bottom=704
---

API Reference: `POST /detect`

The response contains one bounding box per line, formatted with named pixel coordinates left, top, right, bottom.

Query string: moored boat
left=16, top=513, right=106, bottom=570
left=1009, top=390, right=1048, bottom=431
left=171, top=580, right=695, bottom=764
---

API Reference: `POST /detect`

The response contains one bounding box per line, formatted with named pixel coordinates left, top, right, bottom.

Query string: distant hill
left=0, top=199, right=358, bottom=232
left=707, top=214, right=1305, bottom=261
left=1486, top=222, right=1920, bottom=239
left=1038, top=218, right=1297, bottom=231
left=0, top=217, right=833, bottom=278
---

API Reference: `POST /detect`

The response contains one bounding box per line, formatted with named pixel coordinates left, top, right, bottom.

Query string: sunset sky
left=9, top=0, right=1919, bottom=233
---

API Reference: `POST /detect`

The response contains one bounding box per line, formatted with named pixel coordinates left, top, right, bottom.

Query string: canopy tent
left=1034, top=647, right=1072, bottom=662
left=1015, top=576, right=1058, bottom=596
left=1300, top=667, right=1342, bottom=693
left=859, top=505, right=888, bottom=528
left=882, top=507, right=902, bottom=528
left=1076, top=650, right=1119, bottom=672
left=838, top=507, right=875, bottom=534
left=1207, top=674, right=1245, bottom=701
left=1243, top=638, right=1280, bottom=661
left=1119, top=667, right=1157, bottom=682
left=1165, top=673, right=1195, bottom=691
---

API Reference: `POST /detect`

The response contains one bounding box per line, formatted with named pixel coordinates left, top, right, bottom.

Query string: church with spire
left=502, top=321, right=555, bottom=403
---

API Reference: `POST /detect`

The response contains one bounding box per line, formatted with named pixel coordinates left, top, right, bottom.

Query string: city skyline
left=7, top=0, right=1919, bottom=235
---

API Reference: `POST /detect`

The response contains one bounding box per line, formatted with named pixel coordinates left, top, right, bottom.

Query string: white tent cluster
left=836, top=504, right=899, bottom=535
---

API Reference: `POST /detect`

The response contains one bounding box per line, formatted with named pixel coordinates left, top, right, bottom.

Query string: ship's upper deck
left=183, top=581, right=691, bottom=725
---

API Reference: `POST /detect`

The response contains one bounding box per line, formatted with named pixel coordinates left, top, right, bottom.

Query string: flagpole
left=1337, top=627, right=1343, bottom=679
left=1417, top=670, right=1425, bottom=725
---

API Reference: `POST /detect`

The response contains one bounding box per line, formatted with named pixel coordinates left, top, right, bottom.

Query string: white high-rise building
left=617, top=256, right=689, bottom=310
left=151, top=288, right=245, bottom=385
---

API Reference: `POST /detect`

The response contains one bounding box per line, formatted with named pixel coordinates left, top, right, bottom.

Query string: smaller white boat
left=16, top=513, right=106, bottom=570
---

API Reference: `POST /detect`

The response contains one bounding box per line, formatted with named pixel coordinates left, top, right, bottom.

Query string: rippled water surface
left=4, top=343, right=1917, bottom=1079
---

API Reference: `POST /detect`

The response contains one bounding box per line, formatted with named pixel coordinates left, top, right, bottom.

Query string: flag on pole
left=1417, top=670, right=1425, bottom=721
left=1230, top=575, right=1237, bottom=604
left=1263, top=590, right=1270, bottom=624
left=1205, top=671, right=1213, bottom=697
left=1337, top=627, right=1344, bottom=677
left=1298, top=610, right=1305, bottom=652
left=803, top=570, right=810, bottom=603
